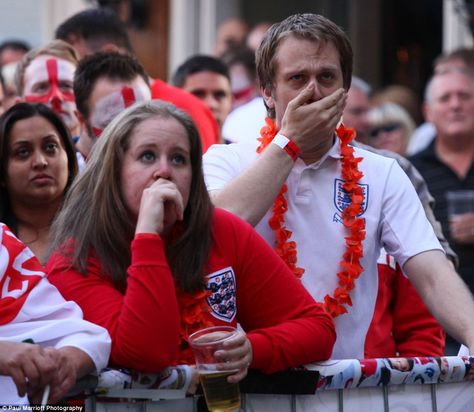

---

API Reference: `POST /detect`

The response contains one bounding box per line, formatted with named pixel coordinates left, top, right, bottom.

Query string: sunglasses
left=370, top=124, right=402, bottom=138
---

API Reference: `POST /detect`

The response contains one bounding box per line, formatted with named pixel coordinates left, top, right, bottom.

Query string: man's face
left=214, top=18, right=248, bottom=56
left=182, top=71, right=233, bottom=127
left=344, top=87, right=371, bottom=143
left=425, top=71, right=474, bottom=140
left=263, top=36, right=344, bottom=127
left=0, top=47, right=26, bottom=66
left=86, top=76, right=151, bottom=136
left=23, top=55, right=79, bottom=135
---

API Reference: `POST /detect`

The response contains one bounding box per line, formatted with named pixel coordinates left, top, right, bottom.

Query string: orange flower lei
left=175, top=288, right=212, bottom=364
left=257, top=118, right=366, bottom=317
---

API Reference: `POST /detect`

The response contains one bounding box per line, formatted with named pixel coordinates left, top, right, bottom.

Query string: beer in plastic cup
left=189, top=325, right=241, bottom=412
left=446, top=190, right=474, bottom=218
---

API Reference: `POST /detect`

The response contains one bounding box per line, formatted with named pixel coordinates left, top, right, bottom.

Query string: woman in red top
left=47, top=100, right=335, bottom=382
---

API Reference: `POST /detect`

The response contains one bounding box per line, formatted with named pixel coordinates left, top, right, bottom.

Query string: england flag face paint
left=88, top=79, right=151, bottom=138
left=23, top=56, right=79, bottom=132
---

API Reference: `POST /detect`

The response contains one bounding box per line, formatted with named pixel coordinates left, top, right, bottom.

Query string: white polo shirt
left=203, top=138, right=442, bottom=360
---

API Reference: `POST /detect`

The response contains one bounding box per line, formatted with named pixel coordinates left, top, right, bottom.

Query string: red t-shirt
left=150, top=79, right=220, bottom=152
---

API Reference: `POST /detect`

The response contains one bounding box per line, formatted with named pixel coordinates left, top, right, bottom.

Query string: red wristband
left=271, top=133, right=300, bottom=161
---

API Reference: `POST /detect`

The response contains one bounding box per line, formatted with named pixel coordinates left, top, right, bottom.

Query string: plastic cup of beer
left=189, top=325, right=241, bottom=412
left=446, top=190, right=474, bottom=218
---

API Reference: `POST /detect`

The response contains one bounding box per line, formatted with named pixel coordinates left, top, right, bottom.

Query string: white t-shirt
left=458, top=345, right=470, bottom=356
left=76, top=150, right=86, bottom=173
left=406, top=122, right=436, bottom=156
left=203, top=138, right=442, bottom=360
left=222, top=97, right=267, bottom=143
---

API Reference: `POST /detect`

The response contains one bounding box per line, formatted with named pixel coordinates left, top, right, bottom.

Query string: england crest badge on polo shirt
left=333, top=178, right=368, bottom=223
left=205, top=266, right=236, bottom=322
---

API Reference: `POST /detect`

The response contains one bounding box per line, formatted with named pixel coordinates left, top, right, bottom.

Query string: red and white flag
left=0, top=224, right=111, bottom=404
left=0, top=224, right=44, bottom=325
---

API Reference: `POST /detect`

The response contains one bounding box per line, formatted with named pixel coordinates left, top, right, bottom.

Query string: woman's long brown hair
left=49, top=101, right=213, bottom=292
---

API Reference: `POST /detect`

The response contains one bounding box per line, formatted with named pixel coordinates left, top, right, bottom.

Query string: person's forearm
left=404, top=250, right=474, bottom=351
left=211, top=144, right=295, bottom=226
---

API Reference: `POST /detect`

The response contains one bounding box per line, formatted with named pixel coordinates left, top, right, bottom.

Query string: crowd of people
left=1, top=6, right=474, bottom=406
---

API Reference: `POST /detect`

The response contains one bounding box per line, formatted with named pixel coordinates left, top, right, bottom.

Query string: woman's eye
left=45, top=142, right=59, bottom=153
left=14, top=148, right=30, bottom=158
left=140, top=151, right=155, bottom=162
left=171, top=153, right=186, bottom=165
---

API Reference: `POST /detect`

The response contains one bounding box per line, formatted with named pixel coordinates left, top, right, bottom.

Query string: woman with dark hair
left=0, top=102, right=78, bottom=264
left=47, top=100, right=335, bottom=380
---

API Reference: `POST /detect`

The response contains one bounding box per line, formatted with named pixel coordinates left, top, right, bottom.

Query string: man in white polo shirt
left=203, top=13, right=474, bottom=359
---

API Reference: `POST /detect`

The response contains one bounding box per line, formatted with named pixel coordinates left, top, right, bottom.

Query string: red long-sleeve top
left=364, top=259, right=445, bottom=358
left=47, top=208, right=335, bottom=373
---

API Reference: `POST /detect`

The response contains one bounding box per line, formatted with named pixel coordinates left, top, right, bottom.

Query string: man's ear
left=75, top=109, right=86, bottom=126
left=262, top=86, right=275, bottom=110
left=422, top=101, right=431, bottom=123
left=66, top=33, right=80, bottom=44
left=75, top=110, right=92, bottom=139
left=100, top=43, right=121, bottom=54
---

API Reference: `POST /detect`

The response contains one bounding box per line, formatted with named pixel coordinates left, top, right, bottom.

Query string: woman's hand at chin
left=135, top=178, right=184, bottom=235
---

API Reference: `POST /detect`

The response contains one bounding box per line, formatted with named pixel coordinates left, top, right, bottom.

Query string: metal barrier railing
left=77, top=356, right=474, bottom=412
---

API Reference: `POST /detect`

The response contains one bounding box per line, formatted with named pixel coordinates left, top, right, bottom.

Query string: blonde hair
left=371, top=85, right=421, bottom=125
left=14, top=39, right=79, bottom=96
left=367, top=102, right=415, bottom=153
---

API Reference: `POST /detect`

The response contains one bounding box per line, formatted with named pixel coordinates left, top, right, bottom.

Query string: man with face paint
left=14, top=40, right=80, bottom=139
left=73, top=51, right=151, bottom=168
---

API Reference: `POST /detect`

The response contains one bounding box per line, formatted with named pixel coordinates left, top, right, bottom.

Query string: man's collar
left=295, top=135, right=341, bottom=170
